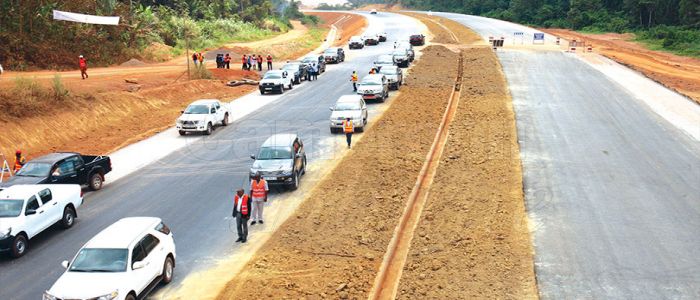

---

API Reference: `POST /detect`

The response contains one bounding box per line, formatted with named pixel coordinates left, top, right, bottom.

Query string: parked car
left=395, top=42, right=416, bottom=62
left=379, top=65, right=404, bottom=90
left=373, top=54, right=396, bottom=71
left=363, top=34, right=379, bottom=46
left=392, top=48, right=411, bottom=68
left=259, top=70, right=293, bottom=95
left=249, top=134, right=306, bottom=190
left=281, top=62, right=307, bottom=84
left=410, top=34, right=426, bottom=46
left=176, top=99, right=230, bottom=136
left=378, top=32, right=388, bottom=42
left=44, top=217, right=176, bottom=300
left=357, top=74, right=389, bottom=102
left=0, top=184, right=83, bottom=258
left=301, top=55, right=326, bottom=74
left=370, top=9, right=377, bottom=14
left=349, top=36, right=364, bottom=49
left=0, top=152, right=112, bottom=191
left=323, top=47, right=345, bottom=63
left=329, top=95, right=368, bottom=133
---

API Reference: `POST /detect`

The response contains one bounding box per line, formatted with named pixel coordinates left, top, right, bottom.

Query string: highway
left=433, top=11, right=700, bottom=299
left=0, top=12, right=422, bottom=300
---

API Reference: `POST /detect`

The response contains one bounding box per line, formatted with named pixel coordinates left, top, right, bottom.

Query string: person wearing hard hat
left=350, top=71, right=358, bottom=92
left=13, top=150, right=26, bottom=173
left=78, top=55, right=88, bottom=79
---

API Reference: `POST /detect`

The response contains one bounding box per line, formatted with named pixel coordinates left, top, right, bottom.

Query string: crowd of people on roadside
left=242, top=54, right=273, bottom=71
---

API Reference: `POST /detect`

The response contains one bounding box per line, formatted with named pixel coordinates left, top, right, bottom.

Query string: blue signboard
left=534, top=33, right=545, bottom=40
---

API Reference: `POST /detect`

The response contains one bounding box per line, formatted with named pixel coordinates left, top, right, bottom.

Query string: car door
left=37, top=188, right=60, bottom=225
left=214, top=102, right=224, bottom=124
left=361, top=100, right=368, bottom=121
left=23, top=195, right=45, bottom=237
left=139, top=233, right=163, bottom=284
left=130, top=240, right=151, bottom=294
left=50, top=160, right=79, bottom=184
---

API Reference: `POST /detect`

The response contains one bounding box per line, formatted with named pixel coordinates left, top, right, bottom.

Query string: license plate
left=364, top=95, right=375, bottom=99
left=265, top=88, right=272, bottom=90
left=264, top=176, right=277, bottom=181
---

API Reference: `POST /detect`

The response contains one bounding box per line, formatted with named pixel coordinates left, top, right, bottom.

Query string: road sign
left=513, top=32, right=524, bottom=45
left=533, top=33, right=545, bottom=44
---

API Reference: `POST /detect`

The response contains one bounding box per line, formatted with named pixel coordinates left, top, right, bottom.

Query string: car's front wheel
left=179, top=130, right=186, bottom=136
left=125, top=294, right=137, bottom=300
left=289, top=171, right=299, bottom=190
left=11, top=234, right=28, bottom=258
left=162, top=256, right=175, bottom=284
left=204, top=123, right=213, bottom=135
left=61, top=206, right=76, bottom=229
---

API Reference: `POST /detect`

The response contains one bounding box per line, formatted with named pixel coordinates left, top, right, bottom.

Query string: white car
left=45, top=217, right=176, bottom=300
left=329, top=95, right=368, bottom=133
left=357, top=74, right=389, bottom=102
left=0, top=184, right=83, bottom=258
left=379, top=65, right=404, bottom=90
left=373, top=54, right=396, bottom=71
left=349, top=36, right=365, bottom=49
left=259, top=70, right=293, bottom=95
left=370, top=9, right=378, bottom=14
left=392, top=48, right=411, bottom=68
left=176, top=99, right=230, bottom=136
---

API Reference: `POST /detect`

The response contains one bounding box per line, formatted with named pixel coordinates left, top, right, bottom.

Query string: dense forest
left=0, top=0, right=309, bottom=69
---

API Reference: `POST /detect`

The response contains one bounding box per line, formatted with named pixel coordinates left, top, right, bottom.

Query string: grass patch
left=634, top=26, right=700, bottom=58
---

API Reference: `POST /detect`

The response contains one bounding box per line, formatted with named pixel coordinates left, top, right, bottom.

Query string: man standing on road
left=224, top=53, right=231, bottom=69
left=242, top=55, right=248, bottom=70
left=266, top=54, right=273, bottom=70
left=232, top=188, right=252, bottom=243
left=78, top=55, right=88, bottom=79
left=192, top=53, right=198, bottom=66
left=13, top=150, right=26, bottom=173
left=351, top=71, right=358, bottom=92
left=311, top=63, right=318, bottom=81
left=251, top=54, right=257, bottom=71
left=343, top=117, right=354, bottom=149
left=250, top=172, right=269, bottom=225
left=257, top=54, right=263, bottom=71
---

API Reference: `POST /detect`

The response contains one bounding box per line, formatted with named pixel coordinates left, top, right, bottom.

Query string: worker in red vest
left=343, top=117, right=354, bottom=148
left=13, top=150, right=26, bottom=173
left=224, top=53, right=231, bottom=69
left=78, top=55, right=88, bottom=79
left=241, top=55, right=248, bottom=70
left=232, top=188, right=252, bottom=243
left=250, top=172, right=269, bottom=225
left=266, top=54, right=273, bottom=70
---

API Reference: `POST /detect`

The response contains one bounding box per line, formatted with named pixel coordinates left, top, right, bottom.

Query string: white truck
left=0, top=184, right=83, bottom=258
left=259, top=70, right=294, bottom=95
left=176, top=99, right=230, bottom=136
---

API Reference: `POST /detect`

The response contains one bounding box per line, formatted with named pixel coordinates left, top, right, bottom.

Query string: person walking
left=13, top=150, right=26, bottom=173
left=242, top=55, right=248, bottom=70
left=224, top=54, right=231, bottom=69
left=351, top=71, right=358, bottom=92
left=249, top=172, right=269, bottom=225
left=266, top=54, right=273, bottom=70
left=311, top=63, right=318, bottom=81
left=343, top=117, right=354, bottom=148
left=232, top=188, right=252, bottom=243
left=215, top=54, right=222, bottom=68
left=247, top=55, right=253, bottom=70
left=257, top=54, right=263, bottom=71
left=78, top=55, right=88, bottom=79
left=197, top=52, right=204, bottom=66
left=192, top=53, right=198, bottom=66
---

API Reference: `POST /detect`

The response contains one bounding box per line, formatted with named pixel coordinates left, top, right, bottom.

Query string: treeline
left=0, top=0, right=306, bottom=70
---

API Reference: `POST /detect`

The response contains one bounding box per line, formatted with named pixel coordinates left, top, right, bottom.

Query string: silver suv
left=250, top=134, right=307, bottom=190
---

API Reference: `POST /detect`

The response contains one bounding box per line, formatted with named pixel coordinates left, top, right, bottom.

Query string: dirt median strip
left=216, top=45, right=459, bottom=299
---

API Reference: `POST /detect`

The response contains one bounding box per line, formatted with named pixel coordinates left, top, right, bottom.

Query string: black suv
left=323, top=47, right=345, bottom=63
left=250, top=134, right=307, bottom=190
left=0, top=152, right=112, bottom=191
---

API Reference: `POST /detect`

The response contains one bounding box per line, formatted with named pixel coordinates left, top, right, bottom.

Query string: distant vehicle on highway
left=391, top=48, right=411, bottom=68
left=323, top=47, right=345, bottom=63
left=410, top=34, right=425, bottom=46
left=373, top=54, right=396, bottom=71
left=329, top=95, right=368, bottom=133
left=370, top=9, right=377, bottom=14
left=45, top=217, right=176, bottom=300
left=363, top=34, right=379, bottom=46
left=250, top=134, right=307, bottom=190
left=0, top=184, right=83, bottom=258
left=378, top=32, right=388, bottom=42
left=259, top=70, right=293, bottom=95
left=176, top=99, right=230, bottom=136
left=281, top=62, right=307, bottom=84
left=301, top=55, right=326, bottom=74
left=379, top=65, right=403, bottom=90
left=0, top=152, right=112, bottom=192
left=357, top=74, right=389, bottom=102
left=349, top=36, right=364, bottom=49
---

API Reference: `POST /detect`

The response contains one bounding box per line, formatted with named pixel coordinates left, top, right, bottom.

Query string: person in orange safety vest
left=249, top=172, right=269, bottom=225
left=351, top=71, right=358, bottom=92
left=232, top=188, right=252, bottom=243
left=343, top=117, right=354, bottom=149
left=13, top=150, right=26, bottom=173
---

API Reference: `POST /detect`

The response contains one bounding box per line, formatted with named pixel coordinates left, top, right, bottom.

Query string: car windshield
left=69, top=248, right=128, bottom=273
left=264, top=73, right=282, bottom=79
left=0, top=200, right=23, bottom=218
left=380, top=68, right=398, bottom=75
left=282, top=64, right=297, bottom=71
left=392, top=50, right=407, bottom=56
left=15, top=162, right=51, bottom=177
left=350, top=37, right=361, bottom=42
left=335, top=102, right=361, bottom=110
left=323, top=50, right=336, bottom=55
left=361, top=78, right=382, bottom=85
left=184, top=104, right=209, bottom=114
left=302, top=57, right=316, bottom=63
left=257, top=146, right=293, bottom=160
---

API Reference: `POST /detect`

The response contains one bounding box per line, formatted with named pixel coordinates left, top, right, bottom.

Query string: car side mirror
left=250, top=154, right=256, bottom=160
left=61, top=260, right=70, bottom=269
left=180, top=110, right=184, bottom=114
left=132, top=261, right=147, bottom=270
left=25, top=209, right=36, bottom=216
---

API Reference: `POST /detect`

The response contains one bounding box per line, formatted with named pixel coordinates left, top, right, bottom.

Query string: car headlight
left=96, top=291, right=119, bottom=300
left=281, top=169, right=293, bottom=176
left=0, top=227, right=11, bottom=239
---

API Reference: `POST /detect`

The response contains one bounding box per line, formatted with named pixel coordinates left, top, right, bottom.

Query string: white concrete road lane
left=431, top=11, right=700, bottom=299
left=0, top=12, right=423, bottom=300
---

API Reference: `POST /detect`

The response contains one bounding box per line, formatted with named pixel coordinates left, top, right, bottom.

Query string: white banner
left=53, top=10, right=120, bottom=25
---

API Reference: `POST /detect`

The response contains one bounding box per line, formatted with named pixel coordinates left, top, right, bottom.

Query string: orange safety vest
left=13, top=156, right=25, bottom=172
left=343, top=120, right=354, bottom=133
left=234, top=194, right=249, bottom=215
left=251, top=179, right=267, bottom=198
left=351, top=73, right=358, bottom=82
left=369, top=69, right=376, bottom=74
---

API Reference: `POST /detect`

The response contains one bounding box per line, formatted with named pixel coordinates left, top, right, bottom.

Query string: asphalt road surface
left=433, top=11, right=700, bottom=299
left=0, top=12, right=421, bottom=300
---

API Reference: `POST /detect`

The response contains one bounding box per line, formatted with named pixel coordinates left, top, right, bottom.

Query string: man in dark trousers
left=232, top=188, right=252, bottom=243
left=343, top=117, right=354, bottom=148
left=79, top=55, right=88, bottom=79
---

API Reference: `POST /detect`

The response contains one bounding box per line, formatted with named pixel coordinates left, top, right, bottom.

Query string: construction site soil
left=543, top=29, right=700, bottom=104
left=307, top=12, right=368, bottom=46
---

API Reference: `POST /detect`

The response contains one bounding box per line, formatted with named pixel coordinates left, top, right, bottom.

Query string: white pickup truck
left=0, top=184, right=83, bottom=258
left=176, top=99, right=230, bottom=136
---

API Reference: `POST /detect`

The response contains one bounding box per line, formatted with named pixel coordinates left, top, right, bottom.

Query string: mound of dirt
left=120, top=58, right=146, bottom=67
left=209, top=68, right=260, bottom=81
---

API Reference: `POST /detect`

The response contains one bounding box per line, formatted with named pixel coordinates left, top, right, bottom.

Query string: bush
left=52, top=75, right=70, bottom=102
left=190, top=64, right=213, bottom=80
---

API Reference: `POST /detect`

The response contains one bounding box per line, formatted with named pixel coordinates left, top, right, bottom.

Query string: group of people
left=305, top=62, right=320, bottom=81
left=231, top=172, right=269, bottom=243
left=191, top=52, right=205, bottom=66
left=215, top=53, right=232, bottom=69
left=242, top=54, right=273, bottom=71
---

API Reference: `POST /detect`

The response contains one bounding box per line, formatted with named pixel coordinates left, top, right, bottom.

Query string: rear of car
left=410, top=34, right=425, bottom=46
left=363, top=34, right=379, bottom=46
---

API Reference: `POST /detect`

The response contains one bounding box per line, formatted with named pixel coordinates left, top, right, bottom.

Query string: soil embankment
left=217, top=45, right=460, bottom=299
left=542, top=29, right=700, bottom=104
left=307, top=12, right=368, bottom=46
